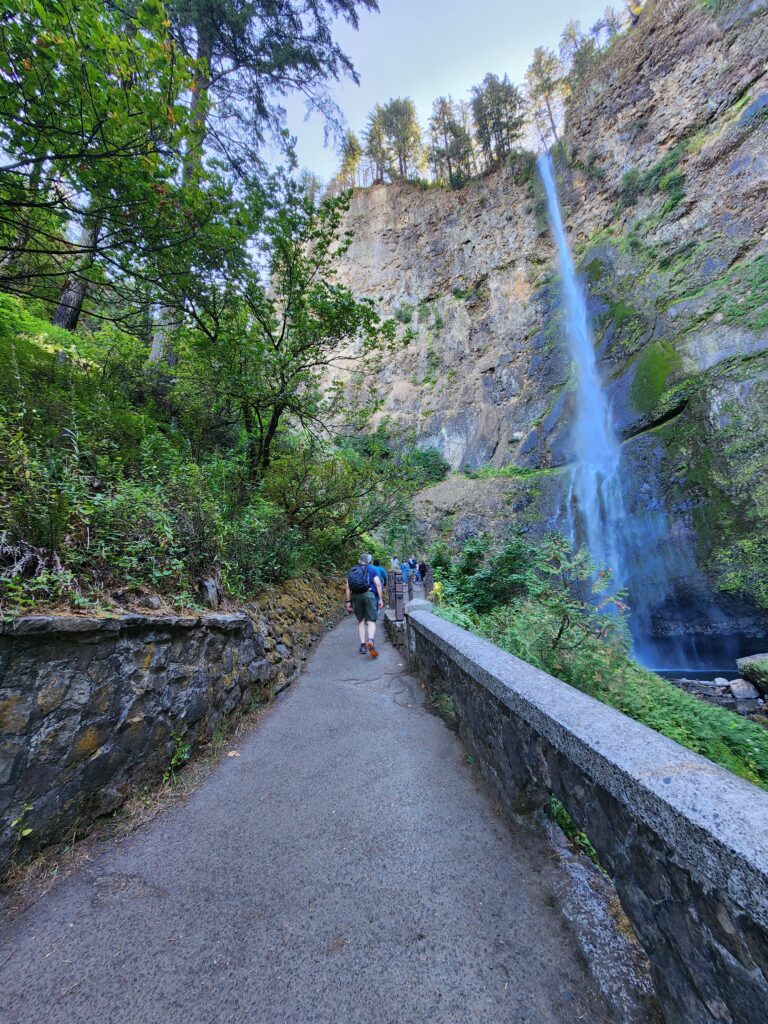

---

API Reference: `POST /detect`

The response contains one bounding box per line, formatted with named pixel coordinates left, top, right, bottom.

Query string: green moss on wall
left=630, top=340, right=683, bottom=413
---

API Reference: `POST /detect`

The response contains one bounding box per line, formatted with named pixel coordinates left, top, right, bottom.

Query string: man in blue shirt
left=371, top=558, right=388, bottom=591
left=345, top=554, right=383, bottom=657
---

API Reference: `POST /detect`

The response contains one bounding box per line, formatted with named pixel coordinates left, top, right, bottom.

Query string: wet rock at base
left=736, top=654, right=768, bottom=695
left=728, top=678, right=761, bottom=714
left=729, top=678, right=760, bottom=701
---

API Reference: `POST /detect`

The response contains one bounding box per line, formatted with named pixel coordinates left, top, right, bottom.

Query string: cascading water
left=537, top=153, right=629, bottom=595
left=536, top=153, right=717, bottom=669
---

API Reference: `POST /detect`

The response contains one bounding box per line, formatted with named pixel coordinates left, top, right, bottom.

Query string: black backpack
left=348, top=564, right=371, bottom=594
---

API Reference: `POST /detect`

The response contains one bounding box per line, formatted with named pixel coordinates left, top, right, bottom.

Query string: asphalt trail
left=0, top=614, right=610, bottom=1024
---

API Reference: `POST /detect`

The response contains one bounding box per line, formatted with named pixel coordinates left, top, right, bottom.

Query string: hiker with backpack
left=346, top=554, right=384, bottom=658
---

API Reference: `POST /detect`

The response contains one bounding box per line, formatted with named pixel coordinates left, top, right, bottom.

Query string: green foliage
left=0, top=0, right=197, bottom=317
left=429, top=691, right=457, bottom=725
left=619, top=142, right=688, bottom=212
left=630, top=340, right=683, bottom=413
left=163, top=729, right=192, bottom=784
left=0, top=281, right=415, bottom=615
left=507, top=150, right=538, bottom=187
left=421, top=347, right=440, bottom=386
left=550, top=795, right=600, bottom=864
left=436, top=535, right=536, bottom=615
left=437, top=534, right=768, bottom=790
left=718, top=255, right=768, bottom=334
left=428, top=96, right=475, bottom=188
left=174, top=180, right=397, bottom=481
left=408, top=448, right=450, bottom=486
left=464, top=464, right=556, bottom=481
left=470, top=74, right=525, bottom=167
left=427, top=540, right=453, bottom=574
left=364, top=98, right=424, bottom=181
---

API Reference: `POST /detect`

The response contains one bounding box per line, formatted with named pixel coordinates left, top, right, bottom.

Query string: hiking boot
left=359, top=643, right=367, bottom=655
left=366, top=641, right=379, bottom=659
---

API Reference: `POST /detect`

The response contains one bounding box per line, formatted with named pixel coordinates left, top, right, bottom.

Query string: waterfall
left=537, top=153, right=628, bottom=592
left=536, top=153, right=723, bottom=670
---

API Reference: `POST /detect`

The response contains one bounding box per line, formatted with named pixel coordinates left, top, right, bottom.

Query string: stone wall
left=399, top=602, right=768, bottom=1024
left=0, top=580, right=341, bottom=873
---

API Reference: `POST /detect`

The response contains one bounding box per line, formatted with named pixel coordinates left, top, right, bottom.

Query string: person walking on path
left=391, top=556, right=400, bottom=571
left=418, top=560, right=427, bottom=584
left=371, top=558, right=388, bottom=608
left=371, top=558, right=388, bottom=589
left=401, top=559, right=411, bottom=587
left=346, top=554, right=383, bottom=657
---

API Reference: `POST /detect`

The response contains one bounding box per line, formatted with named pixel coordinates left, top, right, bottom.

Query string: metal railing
left=385, top=567, right=432, bottom=621
left=393, top=571, right=405, bottom=621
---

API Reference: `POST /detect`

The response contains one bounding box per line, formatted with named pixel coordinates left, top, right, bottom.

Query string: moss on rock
left=630, top=341, right=683, bottom=413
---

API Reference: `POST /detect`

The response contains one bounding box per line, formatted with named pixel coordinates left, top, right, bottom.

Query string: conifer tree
left=428, top=96, right=474, bottom=186
left=524, top=47, right=564, bottom=147
left=379, top=97, right=424, bottom=179
left=340, top=130, right=363, bottom=186
left=363, top=105, right=388, bottom=181
left=469, top=74, right=525, bottom=168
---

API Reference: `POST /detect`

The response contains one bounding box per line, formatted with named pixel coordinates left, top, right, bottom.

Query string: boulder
left=728, top=678, right=760, bottom=701
left=735, top=654, right=768, bottom=695
left=728, top=678, right=760, bottom=715
left=197, top=578, right=219, bottom=610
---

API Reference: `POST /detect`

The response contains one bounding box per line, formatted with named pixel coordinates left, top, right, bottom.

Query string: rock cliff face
left=334, top=0, right=768, bottom=662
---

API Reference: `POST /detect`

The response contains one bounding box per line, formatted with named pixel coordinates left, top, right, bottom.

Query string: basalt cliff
left=334, top=0, right=768, bottom=664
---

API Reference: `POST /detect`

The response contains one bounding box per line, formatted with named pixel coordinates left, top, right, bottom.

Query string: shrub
left=409, top=447, right=450, bottom=486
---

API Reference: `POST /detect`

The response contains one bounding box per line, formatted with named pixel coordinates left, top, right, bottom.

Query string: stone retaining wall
left=398, top=602, right=768, bottom=1024
left=0, top=581, right=341, bottom=873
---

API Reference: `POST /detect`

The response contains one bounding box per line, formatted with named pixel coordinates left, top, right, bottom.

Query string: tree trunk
left=241, top=403, right=260, bottom=480
left=51, top=210, right=103, bottom=331
left=182, top=24, right=212, bottom=186
left=544, top=95, right=559, bottom=144
left=150, top=22, right=213, bottom=362
left=0, top=160, right=45, bottom=288
left=256, top=404, right=284, bottom=478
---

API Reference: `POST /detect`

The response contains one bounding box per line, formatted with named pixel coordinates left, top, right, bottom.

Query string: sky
left=277, top=0, right=615, bottom=180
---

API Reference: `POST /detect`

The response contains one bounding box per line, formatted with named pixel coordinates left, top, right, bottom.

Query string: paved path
left=1, top=616, right=610, bottom=1024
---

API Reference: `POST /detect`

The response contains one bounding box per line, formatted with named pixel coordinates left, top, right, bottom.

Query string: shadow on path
left=0, top=614, right=612, bottom=1024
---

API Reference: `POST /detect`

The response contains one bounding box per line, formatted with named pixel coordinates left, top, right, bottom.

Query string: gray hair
left=359, top=553, right=372, bottom=564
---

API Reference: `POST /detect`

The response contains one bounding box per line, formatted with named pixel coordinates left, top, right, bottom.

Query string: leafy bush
left=221, top=497, right=302, bottom=598
left=408, top=447, right=450, bottom=486
left=0, top=295, right=416, bottom=615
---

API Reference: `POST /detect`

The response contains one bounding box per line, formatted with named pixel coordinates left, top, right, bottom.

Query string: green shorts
left=351, top=590, right=377, bottom=623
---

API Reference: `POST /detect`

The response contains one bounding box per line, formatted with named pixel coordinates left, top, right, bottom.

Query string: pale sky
left=278, top=0, right=616, bottom=179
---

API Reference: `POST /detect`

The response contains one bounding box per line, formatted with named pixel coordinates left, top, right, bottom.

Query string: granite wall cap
left=0, top=613, right=212, bottom=639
